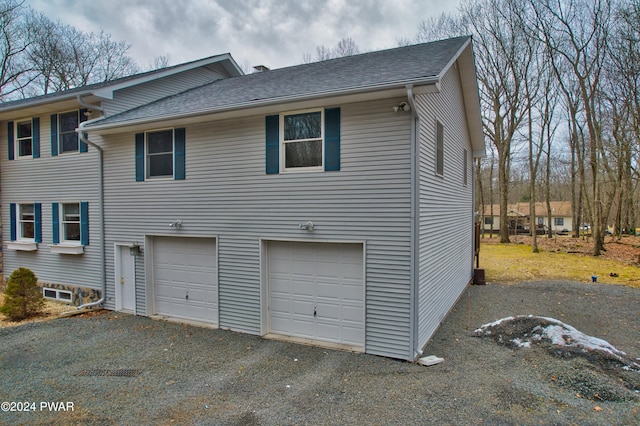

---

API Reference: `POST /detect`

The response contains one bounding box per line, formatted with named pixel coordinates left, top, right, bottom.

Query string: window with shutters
left=59, top=110, right=80, bottom=153
left=146, top=129, right=174, bottom=177
left=51, top=201, right=89, bottom=254
left=281, top=110, right=323, bottom=171
left=266, top=107, right=339, bottom=175
left=135, top=128, right=185, bottom=181
left=8, top=202, right=41, bottom=251
left=15, top=119, right=33, bottom=157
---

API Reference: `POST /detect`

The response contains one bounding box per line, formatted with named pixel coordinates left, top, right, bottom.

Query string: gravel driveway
left=1, top=281, right=639, bottom=425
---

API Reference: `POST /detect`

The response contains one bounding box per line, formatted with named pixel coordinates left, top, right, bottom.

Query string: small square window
left=281, top=110, right=324, bottom=170
left=16, top=120, right=32, bottom=157
left=147, top=130, right=174, bottom=177
left=554, top=218, right=564, bottom=226
left=59, top=111, right=79, bottom=153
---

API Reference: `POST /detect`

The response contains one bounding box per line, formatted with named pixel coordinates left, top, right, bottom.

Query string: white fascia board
left=92, top=54, right=241, bottom=100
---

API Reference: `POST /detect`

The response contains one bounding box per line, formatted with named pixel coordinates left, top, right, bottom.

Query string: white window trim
left=280, top=108, right=324, bottom=173
left=58, top=110, right=80, bottom=155
left=43, top=287, right=73, bottom=303
left=17, top=203, right=35, bottom=242
left=50, top=202, right=85, bottom=254
left=50, top=244, right=84, bottom=255
left=15, top=118, right=33, bottom=159
left=146, top=128, right=175, bottom=179
left=8, top=241, right=38, bottom=251
left=61, top=202, right=81, bottom=245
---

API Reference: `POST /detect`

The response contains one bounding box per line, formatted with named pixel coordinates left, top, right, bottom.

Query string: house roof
left=0, top=53, right=243, bottom=117
left=83, top=36, right=485, bottom=155
left=483, top=201, right=573, bottom=217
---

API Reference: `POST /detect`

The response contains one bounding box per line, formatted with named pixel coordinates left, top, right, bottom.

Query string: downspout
left=75, top=95, right=106, bottom=309
left=405, top=84, right=421, bottom=360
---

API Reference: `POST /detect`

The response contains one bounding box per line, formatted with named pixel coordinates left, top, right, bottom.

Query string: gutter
left=405, top=84, right=421, bottom=361
left=75, top=97, right=107, bottom=309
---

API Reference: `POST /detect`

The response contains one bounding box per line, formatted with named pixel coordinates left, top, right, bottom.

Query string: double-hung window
left=135, top=128, right=186, bottom=181
left=51, top=201, right=89, bottom=254
left=19, top=204, right=35, bottom=240
left=554, top=217, right=564, bottom=227
left=16, top=120, right=33, bottom=157
left=282, top=110, right=323, bottom=171
left=50, top=109, right=87, bottom=156
left=59, top=111, right=80, bottom=153
left=62, top=203, right=81, bottom=242
left=147, top=129, right=174, bottom=177
left=8, top=203, right=41, bottom=250
left=7, top=118, right=40, bottom=160
left=265, top=107, right=340, bottom=174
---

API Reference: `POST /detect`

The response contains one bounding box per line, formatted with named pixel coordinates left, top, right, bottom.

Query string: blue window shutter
left=135, top=133, right=145, bottom=181
left=265, top=115, right=279, bottom=174
left=34, top=203, right=42, bottom=243
left=80, top=201, right=89, bottom=245
left=8, top=121, right=14, bottom=160
left=50, top=114, right=58, bottom=156
left=324, top=107, right=340, bottom=171
left=79, top=109, right=88, bottom=152
left=52, top=203, right=60, bottom=244
left=10, top=203, right=16, bottom=241
left=32, top=117, right=40, bottom=158
left=174, top=128, right=186, bottom=180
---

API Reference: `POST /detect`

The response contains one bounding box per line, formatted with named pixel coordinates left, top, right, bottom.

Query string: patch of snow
left=475, top=315, right=640, bottom=372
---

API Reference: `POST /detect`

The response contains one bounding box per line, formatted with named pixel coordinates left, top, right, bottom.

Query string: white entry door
left=115, top=245, right=136, bottom=312
left=267, top=241, right=365, bottom=350
left=152, top=237, right=218, bottom=325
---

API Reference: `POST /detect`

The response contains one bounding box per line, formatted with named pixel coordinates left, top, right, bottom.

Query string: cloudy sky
left=24, top=0, right=461, bottom=71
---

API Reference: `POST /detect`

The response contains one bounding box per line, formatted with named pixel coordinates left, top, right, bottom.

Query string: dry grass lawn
left=0, top=291, right=74, bottom=328
left=480, top=235, right=640, bottom=288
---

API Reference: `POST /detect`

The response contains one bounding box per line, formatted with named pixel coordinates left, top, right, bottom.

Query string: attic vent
left=75, top=369, right=142, bottom=377
left=253, top=65, right=270, bottom=73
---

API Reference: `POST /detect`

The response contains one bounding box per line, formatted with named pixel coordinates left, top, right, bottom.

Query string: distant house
left=1, top=36, right=485, bottom=361
left=482, top=201, right=573, bottom=234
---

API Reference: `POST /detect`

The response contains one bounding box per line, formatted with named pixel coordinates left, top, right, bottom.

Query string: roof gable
left=0, top=53, right=243, bottom=117
left=85, top=36, right=478, bottom=132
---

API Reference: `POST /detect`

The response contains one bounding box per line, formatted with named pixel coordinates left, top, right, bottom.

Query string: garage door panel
left=153, top=237, right=217, bottom=325
left=267, top=241, right=364, bottom=349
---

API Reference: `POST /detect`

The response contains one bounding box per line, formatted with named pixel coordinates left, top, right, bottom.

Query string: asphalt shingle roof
left=86, top=36, right=471, bottom=128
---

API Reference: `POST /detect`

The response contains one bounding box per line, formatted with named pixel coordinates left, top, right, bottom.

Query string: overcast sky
left=24, top=0, right=461, bottom=71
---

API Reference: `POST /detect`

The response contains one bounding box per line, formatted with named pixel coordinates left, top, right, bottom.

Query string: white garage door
left=267, top=241, right=364, bottom=350
left=153, top=237, right=217, bottom=325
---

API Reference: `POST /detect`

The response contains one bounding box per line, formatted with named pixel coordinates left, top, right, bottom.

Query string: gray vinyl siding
left=99, top=98, right=414, bottom=359
left=0, top=116, right=102, bottom=290
left=101, top=67, right=228, bottom=116
left=416, top=65, right=474, bottom=349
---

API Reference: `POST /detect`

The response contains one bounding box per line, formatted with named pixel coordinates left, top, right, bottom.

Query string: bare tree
left=334, top=37, right=360, bottom=57
left=1, top=2, right=138, bottom=100
left=528, top=0, right=614, bottom=255
left=0, top=0, right=34, bottom=99
left=303, top=38, right=363, bottom=63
